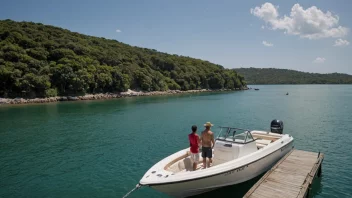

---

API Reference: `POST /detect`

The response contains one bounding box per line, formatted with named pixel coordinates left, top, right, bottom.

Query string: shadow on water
left=189, top=174, right=264, bottom=198
left=309, top=175, right=323, bottom=198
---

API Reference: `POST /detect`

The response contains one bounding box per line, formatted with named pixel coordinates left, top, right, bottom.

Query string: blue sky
left=0, top=0, right=351, bottom=74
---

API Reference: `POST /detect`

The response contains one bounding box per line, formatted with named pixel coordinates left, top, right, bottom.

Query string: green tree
left=0, top=19, right=249, bottom=98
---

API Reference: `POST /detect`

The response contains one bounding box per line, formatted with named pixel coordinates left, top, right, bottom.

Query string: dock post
left=317, top=163, right=322, bottom=177
left=306, top=183, right=312, bottom=198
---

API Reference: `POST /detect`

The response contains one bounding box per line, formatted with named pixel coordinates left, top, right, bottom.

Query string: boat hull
left=149, top=140, right=294, bottom=197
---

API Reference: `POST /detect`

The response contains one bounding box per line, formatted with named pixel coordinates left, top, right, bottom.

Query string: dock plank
left=254, top=187, right=291, bottom=198
left=274, top=168, right=311, bottom=176
left=265, top=177, right=303, bottom=188
left=259, top=180, right=301, bottom=193
left=243, top=149, right=324, bottom=198
left=259, top=183, right=299, bottom=197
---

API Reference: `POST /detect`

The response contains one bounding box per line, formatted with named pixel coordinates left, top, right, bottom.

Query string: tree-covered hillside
left=234, top=68, right=352, bottom=84
left=0, top=20, right=246, bottom=98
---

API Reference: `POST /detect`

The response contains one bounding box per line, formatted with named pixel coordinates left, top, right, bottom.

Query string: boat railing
left=216, top=126, right=255, bottom=144
left=218, top=126, right=251, bottom=131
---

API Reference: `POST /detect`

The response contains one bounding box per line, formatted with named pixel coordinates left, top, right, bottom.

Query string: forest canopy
left=0, top=19, right=246, bottom=98
left=234, top=68, right=352, bottom=84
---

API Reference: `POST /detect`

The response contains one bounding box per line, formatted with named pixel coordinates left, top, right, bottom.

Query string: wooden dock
left=244, top=149, right=324, bottom=198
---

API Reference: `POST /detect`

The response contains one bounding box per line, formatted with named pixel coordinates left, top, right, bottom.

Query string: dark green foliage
left=45, top=88, right=57, bottom=97
left=0, top=20, right=246, bottom=98
left=234, top=68, right=352, bottom=84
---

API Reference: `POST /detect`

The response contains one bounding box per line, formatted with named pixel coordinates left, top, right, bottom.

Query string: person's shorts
left=201, top=147, right=212, bottom=158
left=190, top=152, right=199, bottom=163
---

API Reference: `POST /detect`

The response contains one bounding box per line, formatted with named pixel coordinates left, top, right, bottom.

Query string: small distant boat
left=286, top=92, right=289, bottom=95
left=254, top=88, right=259, bottom=91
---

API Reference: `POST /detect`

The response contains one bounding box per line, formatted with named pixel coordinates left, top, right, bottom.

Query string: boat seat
left=167, top=164, right=180, bottom=173
left=177, top=158, right=193, bottom=171
left=256, top=143, right=267, bottom=149
left=255, top=139, right=272, bottom=150
left=252, top=134, right=279, bottom=141
left=256, top=139, right=272, bottom=145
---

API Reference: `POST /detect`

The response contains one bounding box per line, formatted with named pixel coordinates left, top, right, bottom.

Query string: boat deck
left=167, top=135, right=279, bottom=174
left=179, top=164, right=206, bottom=173
left=244, top=149, right=324, bottom=198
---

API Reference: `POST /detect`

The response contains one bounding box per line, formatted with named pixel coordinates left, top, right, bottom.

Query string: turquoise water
left=0, top=85, right=351, bottom=198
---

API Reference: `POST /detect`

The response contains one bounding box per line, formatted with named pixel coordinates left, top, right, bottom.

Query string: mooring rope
left=122, top=184, right=142, bottom=198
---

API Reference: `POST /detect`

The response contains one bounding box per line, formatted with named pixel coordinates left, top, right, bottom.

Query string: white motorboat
left=139, top=121, right=294, bottom=197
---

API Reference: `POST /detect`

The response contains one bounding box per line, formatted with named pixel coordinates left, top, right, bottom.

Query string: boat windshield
left=216, top=127, right=254, bottom=144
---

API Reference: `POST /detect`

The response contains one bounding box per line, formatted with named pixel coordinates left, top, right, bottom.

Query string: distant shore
left=0, top=88, right=247, bottom=105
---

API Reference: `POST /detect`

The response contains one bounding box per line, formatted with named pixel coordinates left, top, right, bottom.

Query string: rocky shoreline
left=0, top=88, right=245, bottom=105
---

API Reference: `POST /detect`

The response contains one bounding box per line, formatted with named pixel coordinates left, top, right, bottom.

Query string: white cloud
left=334, top=38, right=350, bottom=46
left=251, top=3, right=349, bottom=39
left=251, top=3, right=279, bottom=22
left=262, top=41, right=273, bottom=47
left=313, top=57, right=326, bottom=63
left=116, top=29, right=122, bottom=33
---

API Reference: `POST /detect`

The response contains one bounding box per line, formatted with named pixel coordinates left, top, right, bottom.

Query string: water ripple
left=1, top=85, right=352, bottom=198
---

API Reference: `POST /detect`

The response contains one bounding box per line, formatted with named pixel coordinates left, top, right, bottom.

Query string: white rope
left=122, top=184, right=141, bottom=198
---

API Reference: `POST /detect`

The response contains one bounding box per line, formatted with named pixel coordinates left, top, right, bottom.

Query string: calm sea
left=1, top=85, right=351, bottom=198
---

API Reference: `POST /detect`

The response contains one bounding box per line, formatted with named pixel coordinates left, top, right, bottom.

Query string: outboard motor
left=270, top=119, right=284, bottom=134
